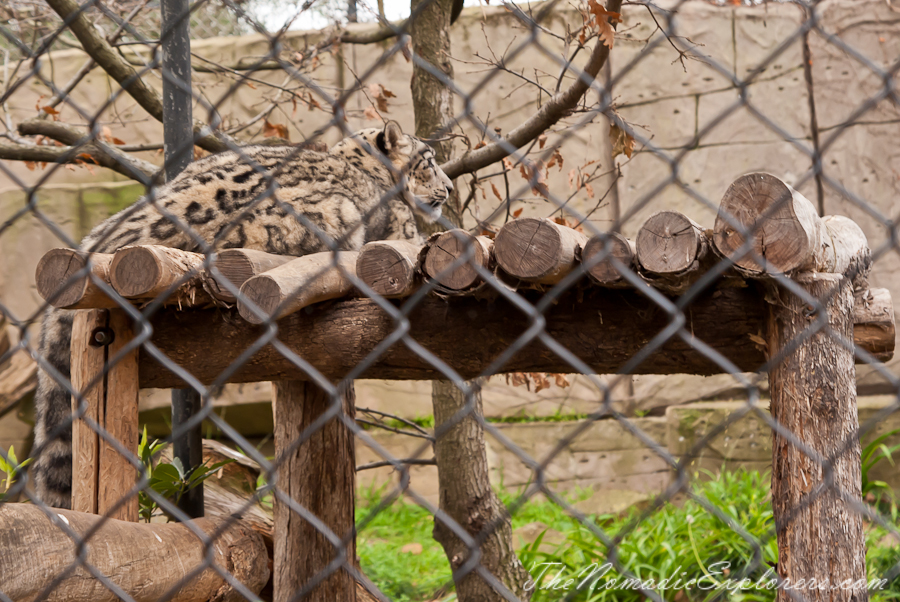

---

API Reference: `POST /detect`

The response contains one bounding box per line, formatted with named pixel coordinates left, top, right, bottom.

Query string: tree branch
left=43, top=0, right=235, bottom=154
left=16, top=118, right=158, bottom=180
left=0, top=137, right=152, bottom=180
left=440, top=0, right=623, bottom=180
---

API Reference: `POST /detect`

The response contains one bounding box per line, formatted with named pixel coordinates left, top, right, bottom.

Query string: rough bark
left=273, top=381, right=357, bottom=602
left=431, top=382, right=532, bottom=600
left=0, top=504, right=269, bottom=602
left=109, top=245, right=213, bottom=305
left=137, top=286, right=895, bottom=388
left=237, top=251, right=358, bottom=324
left=767, top=273, right=868, bottom=602
left=71, top=309, right=139, bottom=522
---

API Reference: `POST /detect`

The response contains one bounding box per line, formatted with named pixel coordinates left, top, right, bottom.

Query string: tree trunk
left=273, top=381, right=357, bottom=602
left=767, top=273, right=868, bottom=602
left=431, top=381, right=532, bottom=599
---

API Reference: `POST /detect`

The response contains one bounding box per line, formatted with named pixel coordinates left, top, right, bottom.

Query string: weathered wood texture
left=109, top=244, right=212, bottom=305
left=636, top=211, right=708, bottom=274
left=423, top=229, right=493, bottom=291
left=35, top=249, right=116, bottom=309
left=494, top=217, right=588, bottom=284
left=0, top=504, right=269, bottom=602
left=238, top=251, right=357, bottom=324
left=356, top=240, right=420, bottom=297
left=581, top=231, right=635, bottom=285
left=714, top=173, right=870, bottom=277
left=71, top=309, right=139, bottom=521
left=274, top=381, right=357, bottom=602
left=137, top=286, right=894, bottom=388
left=206, top=248, right=295, bottom=303
left=767, top=273, right=868, bottom=602
left=431, top=381, right=533, bottom=600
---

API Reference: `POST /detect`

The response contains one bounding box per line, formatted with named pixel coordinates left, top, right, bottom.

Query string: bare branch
left=356, top=458, right=436, bottom=471
left=43, top=0, right=236, bottom=154
left=0, top=137, right=153, bottom=181
left=440, top=0, right=623, bottom=180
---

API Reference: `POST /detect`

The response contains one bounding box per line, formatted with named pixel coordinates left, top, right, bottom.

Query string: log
left=206, top=248, right=296, bottom=303
left=493, top=217, right=589, bottom=284
left=581, top=231, right=636, bottom=285
left=356, top=240, right=420, bottom=297
left=274, top=381, right=357, bottom=602
left=137, top=286, right=895, bottom=388
left=0, top=504, right=269, bottom=602
left=853, top=288, right=895, bottom=360
left=714, top=173, right=870, bottom=277
left=767, top=273, right=867, bottom=602
left=109, top=245, right=213, bottom=306
left=237, top=251, right=358, bottom=324
left=636, top=211, right=708, bottom=274
left=35, top=249, right=117, bottom=309
left=423, top=230, right=493, bottom=292
left=71, top=308, right=139, bottom=521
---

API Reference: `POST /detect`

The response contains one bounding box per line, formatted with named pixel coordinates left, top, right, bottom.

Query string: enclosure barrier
left=22, top=173, right=896, bottom=602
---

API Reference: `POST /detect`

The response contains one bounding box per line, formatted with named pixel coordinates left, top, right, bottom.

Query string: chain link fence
left=1, top=0, right=899, bottom=600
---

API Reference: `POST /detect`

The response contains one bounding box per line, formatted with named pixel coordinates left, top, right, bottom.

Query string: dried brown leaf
left=263, top=119, right=290, bottom=141
left=609, top=123, right=635, bottom=159
left=363, top=105, right=381, bottom=121
left=490, top=181, right=503, bottom=201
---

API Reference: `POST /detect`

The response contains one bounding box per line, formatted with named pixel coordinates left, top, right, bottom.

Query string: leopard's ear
left=379, top=121, right=406, bottom=155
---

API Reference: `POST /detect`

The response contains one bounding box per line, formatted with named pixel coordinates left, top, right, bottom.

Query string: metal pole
left=161, top=0, right=203, bottom=519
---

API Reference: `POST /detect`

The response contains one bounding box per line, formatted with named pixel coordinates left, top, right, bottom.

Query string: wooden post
left=71, top=309, right=139, bottom=521
left=274, top=381, right=357, bottom=602
left=766, top=273, right=868, bottom=602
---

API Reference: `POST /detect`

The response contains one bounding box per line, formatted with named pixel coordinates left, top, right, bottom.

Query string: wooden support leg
left=71, top=309, right=139, bottom=522
left=766, top=273, right=868, bottom=602
left=273, top=381, right=357, bottom=602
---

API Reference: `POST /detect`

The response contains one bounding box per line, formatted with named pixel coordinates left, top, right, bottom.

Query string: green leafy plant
left=0, top=446, right=32, bottom=496
left=137, top=427, right=233, bottom=522
left=862, top=429, right=900, bottom=512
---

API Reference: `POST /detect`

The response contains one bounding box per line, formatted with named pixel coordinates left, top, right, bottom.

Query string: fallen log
left=0, top=503, right=269, bottom=602
left=580, top=231, right=635, bottom=286
left=109, top=245, right=214, bottom=306
left=138, top=285, right=895, bottom=388
left=422, top=230, right=493, bottom=293
left=356, top=240, right=420, bottom=297
left=713, top=173, right=870, bottom=278
left=237, top=251, right=358, bottom=324
left=493, top=217, right=589, bottom=284
left=35, top=249, right=117, bottom=309
left=206, top=249, right=296, bottom=304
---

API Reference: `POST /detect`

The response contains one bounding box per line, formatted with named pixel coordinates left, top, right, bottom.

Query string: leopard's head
left=335, top=122, right=453, bottom=222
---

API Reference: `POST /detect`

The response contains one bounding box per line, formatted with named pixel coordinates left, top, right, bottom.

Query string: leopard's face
left=334, top=122, right=453, bottom=222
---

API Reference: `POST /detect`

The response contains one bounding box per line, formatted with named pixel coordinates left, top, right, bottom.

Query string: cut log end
left=636, top=211, right=704, bottom=274
left=714, top=173, right=819, bottom=274
left=110, top=246, right=162, bottom=298
left=582, top=232, right=635, bottom=284
left=423, top=230, right=491, bottom=290
left=494, top=217, right=588, bottom=284
left=238, top=275, right=282, bottom=324
left=35, top=249, right=115, bottom=309
left=356, top=240, right=419, bottom=297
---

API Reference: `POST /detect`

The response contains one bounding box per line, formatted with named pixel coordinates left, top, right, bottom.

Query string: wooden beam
left=71, top=309, right=140, bottom=521
left=767, top=273, right=867, bottom=602
left=0, top=504, right=268, bottom=602
left=274, top=381, right=356, bottom=602
left=137, top=285, right=895, bottom=388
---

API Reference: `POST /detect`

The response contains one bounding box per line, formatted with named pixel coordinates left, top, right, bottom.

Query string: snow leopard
left=32, top=121, right=453, bottom=508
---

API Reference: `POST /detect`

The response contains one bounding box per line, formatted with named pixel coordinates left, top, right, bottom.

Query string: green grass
left=356, top=471, right=900, bottom=602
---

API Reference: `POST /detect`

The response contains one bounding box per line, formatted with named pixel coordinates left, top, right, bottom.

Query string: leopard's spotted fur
left=33, top=122, right=452, bottom=508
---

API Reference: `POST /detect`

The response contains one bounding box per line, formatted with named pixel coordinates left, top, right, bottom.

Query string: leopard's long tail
left=32, top=307, right=75, bottom=509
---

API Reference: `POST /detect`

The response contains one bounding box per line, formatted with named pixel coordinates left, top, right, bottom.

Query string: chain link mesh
left=1, top=0, right=899, bottom=600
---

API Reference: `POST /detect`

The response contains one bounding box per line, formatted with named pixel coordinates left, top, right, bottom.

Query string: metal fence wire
left=0, top=0, right=899, bottom=600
